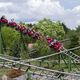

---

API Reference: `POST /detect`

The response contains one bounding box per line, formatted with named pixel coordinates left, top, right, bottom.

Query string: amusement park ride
left=0, top=16, right=80, bottom=80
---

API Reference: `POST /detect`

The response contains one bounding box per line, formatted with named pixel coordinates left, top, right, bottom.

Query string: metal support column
left=0, top=24, right=2, bottom=54
left=61, top=53, right=68, bottom=68
left=68, top=56, right=72, bottom=72
left=58, top=54, right=61, bottom=70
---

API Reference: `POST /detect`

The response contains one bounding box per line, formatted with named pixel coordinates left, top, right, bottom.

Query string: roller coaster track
left=1, top=46, right=80, bottom=64
left=1, top=63, right=80, bottom=80
left=0, top=63, right=60, bottom=79
left=0, top=55, right=80, bottom=77
left=63, top=47, right=80, bottom=63
left=0, top=64, right=60, bottom=80
left=0, top=47, right=80, bottom=76
left=20, top=46, right=80, bottom=63
left=61, top=39, right=80, bottom=62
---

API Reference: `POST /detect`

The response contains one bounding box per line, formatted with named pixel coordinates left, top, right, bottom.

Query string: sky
left=0, top=0, right=80, bottom=29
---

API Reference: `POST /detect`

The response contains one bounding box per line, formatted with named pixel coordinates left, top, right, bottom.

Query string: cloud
left=0, top=2, right=12, bottom=8
left=0, top=0, right=80, bottom=29
left=61, top=6, right=80, bottom=29
left=0, top=0, right=64, bottom=21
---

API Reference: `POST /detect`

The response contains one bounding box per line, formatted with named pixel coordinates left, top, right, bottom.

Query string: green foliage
left=30, top=40, right=50, bottom=58
left=62, top=23, right=70, bottom=34
left=2, top=27, right=20, bottom=48
left=35, top=19, right=65, bottom=40
left=68, top=31, right=80, bottom=56
left=10, top=41, right=21, bottom=57
left=76, top=25, right=80, bottom=40
left=76, top=25, right=80, bottom=33
left=69, top=31, right=79, bottom=48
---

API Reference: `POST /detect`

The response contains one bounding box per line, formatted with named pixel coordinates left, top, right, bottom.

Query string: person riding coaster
left=27, top=28, right=34, bottom=36
left=32, top=31, right=41, bottom=40
left=8, top=22, right=17, bottom=27
left=0, top=16, right=8, bottom=24
left=18, top=25, right=26, bottom=32
left=15, top=24, right=24, bottom=32
left=46, top=36, right=56, bottom=47
left=46, top=36, right=63, bottom=52
left=54, top=41, right=63, bottom=52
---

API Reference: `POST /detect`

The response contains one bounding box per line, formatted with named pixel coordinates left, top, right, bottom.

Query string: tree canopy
left=35, top=19, right=65, bottom=40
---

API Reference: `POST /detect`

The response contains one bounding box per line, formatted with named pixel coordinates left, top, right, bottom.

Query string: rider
left=8, top=18, right=17, bottom=27
left=0, top=15, right=8, bottom=24
left=46, top=36, right=63, bottom=52
left=46, top=36, right=57, bottom=48
left=1, top=16, right=5, bottom=20
left=32, top=31, right=41, bottom=40
left=27, top=28, right=35, bottom=36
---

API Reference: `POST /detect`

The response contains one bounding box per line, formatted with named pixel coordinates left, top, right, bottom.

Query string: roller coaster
left=0, top=16, right=80, bottom=80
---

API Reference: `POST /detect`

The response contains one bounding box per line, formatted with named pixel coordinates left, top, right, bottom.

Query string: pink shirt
left=47, top=38, right=53, bottom=44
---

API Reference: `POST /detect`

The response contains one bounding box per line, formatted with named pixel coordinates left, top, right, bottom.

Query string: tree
left=76, top=25, right=80, bottom=40
left=28, top=19, right=65, bottom=58
left=10, top=41, right=21, bottom=58
left=76, top=25, right=80, bottom=33
left=35, top=19, right=65, bottom=40
left=2, top=27, right=20, bottom=49
left=1, top=19, right=65, bottom=58
left=29, top=40, right=50, bottom=58
left=2, top=26, right=30, bottom=58
left=61, top=23, right=70, bottom=34
left=69, top=31, right=79, bottom=48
